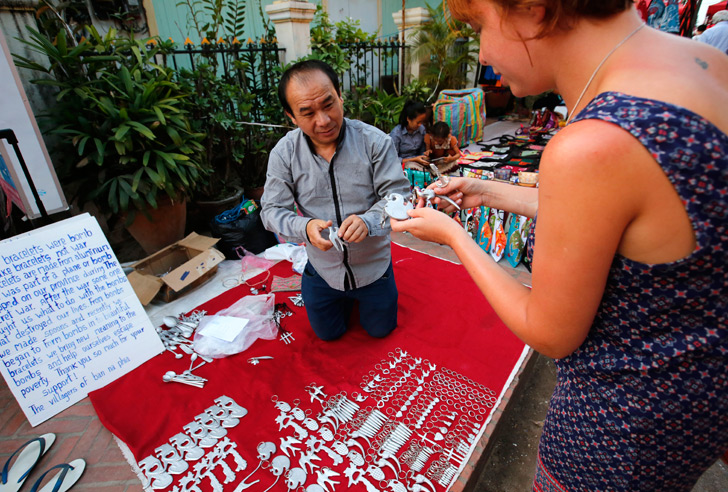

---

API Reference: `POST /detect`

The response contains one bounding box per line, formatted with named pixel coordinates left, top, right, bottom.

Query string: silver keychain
left=327, top=226, right=346, bottom=252
left=383, top=193, right=413, bottom=221
left=315, top=467, right=340, bottom=492
left=413, top=187, right=461, bottom=211
left=236, top=441, right=276, bottom=490
left=262, top=455, right=291, bottom=492
left=286, top=467, right=308, bottom=491
left=428, top=162, right=450, bottom=187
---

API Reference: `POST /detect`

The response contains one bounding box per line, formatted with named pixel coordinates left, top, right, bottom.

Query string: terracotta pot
left=125, top=197, right=187, bottom=255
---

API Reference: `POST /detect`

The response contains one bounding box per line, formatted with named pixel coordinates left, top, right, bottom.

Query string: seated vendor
left=390, top=101, right=429, bottom=170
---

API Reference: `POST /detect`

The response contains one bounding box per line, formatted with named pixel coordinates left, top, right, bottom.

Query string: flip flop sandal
left=0, top=433, right=56, bottom=492
left=28, top=459, right=85, bottom=492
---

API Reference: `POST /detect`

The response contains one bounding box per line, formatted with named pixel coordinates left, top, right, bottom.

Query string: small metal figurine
left=327, top=226, right=346, bottom=252
left=383, top=193, right=413, bottom=221
left=413, top=187, right=461, bottom=211
left=428, top=162, right=451, bottom=187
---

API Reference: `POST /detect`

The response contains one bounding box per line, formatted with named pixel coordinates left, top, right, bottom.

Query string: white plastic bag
left=192, top=294, right=277, bottom=358
left=262, top=243, right=308, bottom=274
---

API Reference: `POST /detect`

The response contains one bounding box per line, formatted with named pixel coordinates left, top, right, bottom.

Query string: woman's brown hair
left=447, top=0, right=634, bottom=38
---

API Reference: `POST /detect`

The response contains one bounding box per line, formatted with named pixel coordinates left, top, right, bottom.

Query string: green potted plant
left=410, top=2, right=479, bottom=100
left=176, top=0, right=293, bottom=223
left=13, top=25, right=207, bottom=254
left=177, top=60, right=252, bottom=214
left=235, top=124, right=287, bottom=201
left=175, top=0, right=252, bottom=217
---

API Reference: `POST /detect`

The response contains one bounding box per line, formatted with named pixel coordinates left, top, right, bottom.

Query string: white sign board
left=0, top=27, right=67, bottom=218
left=0, top=214, right=163, bottom=426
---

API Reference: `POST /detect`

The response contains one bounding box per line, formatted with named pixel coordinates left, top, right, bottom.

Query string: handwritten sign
left=0, top=213, right=163, bottom=426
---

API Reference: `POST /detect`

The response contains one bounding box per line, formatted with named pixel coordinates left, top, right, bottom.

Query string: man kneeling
left=261, top=60, right=411, bottom=341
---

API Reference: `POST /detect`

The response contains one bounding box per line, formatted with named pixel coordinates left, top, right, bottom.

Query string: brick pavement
left=0, top=376, right=144, bottom=491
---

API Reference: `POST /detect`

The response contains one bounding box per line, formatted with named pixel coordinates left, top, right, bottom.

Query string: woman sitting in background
left=389, top=100, right=430, bottom=170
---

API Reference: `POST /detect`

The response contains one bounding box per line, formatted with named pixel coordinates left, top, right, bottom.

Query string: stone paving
left=0, top=381, right=143, bottom=491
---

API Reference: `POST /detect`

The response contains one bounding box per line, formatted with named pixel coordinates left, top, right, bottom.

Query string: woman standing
left=392, top=1, right=728, bottom=490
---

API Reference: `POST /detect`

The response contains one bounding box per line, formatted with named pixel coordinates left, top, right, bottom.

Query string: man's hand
left=306, top=219, right=334, bottom=251
left=339, top=215, right=368, bottom=243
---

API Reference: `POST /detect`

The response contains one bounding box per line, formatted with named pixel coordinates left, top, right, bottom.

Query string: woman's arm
left=425, top=176, right=538, bottom=218
left=394, top=122, right=645, bottom=358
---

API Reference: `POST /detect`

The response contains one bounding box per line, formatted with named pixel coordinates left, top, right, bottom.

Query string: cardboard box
left=127, top=233, right=225, bottom=305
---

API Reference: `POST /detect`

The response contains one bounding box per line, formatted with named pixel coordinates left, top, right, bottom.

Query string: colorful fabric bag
left=434, top=88, right=486, bottom=146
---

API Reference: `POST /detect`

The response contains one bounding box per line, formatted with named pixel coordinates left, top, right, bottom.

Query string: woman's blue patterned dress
left=529, top=92, right=728, bottom=491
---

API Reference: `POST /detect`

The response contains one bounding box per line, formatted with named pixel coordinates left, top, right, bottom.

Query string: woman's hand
left=425, top=176, right=487, bottom=213
left=390, top=206, right=467, bottom=246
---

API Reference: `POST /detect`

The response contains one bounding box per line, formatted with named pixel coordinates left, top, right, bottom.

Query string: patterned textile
left=640, top=0, right=681, bottom=33
left=531, top=92, right=728, bottom=491
left=434, top=88, right=486, bottom=146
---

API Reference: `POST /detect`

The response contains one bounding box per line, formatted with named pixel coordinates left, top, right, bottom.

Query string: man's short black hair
left=278, top=59, right=341, bottom=115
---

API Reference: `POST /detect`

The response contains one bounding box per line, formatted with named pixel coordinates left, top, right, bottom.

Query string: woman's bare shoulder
left=612, top=31, right=728, bottom=135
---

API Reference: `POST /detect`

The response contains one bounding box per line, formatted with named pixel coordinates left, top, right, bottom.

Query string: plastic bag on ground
left=237, top=246, right=276, bottom=281
left=192, top=293, right=277, bottom=358
left=261, top=243, right=308, bottom=274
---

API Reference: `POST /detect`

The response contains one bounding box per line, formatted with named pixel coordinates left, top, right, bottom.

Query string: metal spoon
left=162, top=316, right=196, bottom=337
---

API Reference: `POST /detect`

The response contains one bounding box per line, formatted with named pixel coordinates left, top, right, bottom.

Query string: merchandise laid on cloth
left=453, top=118, right=558, bottom=271
left=88, top=243, right=527, bottom=492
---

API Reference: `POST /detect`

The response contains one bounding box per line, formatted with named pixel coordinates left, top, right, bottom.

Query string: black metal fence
left=159, top=42, right=285, bottom=122
left=158, top=39, right=406, bottom=120
left=337, top=40, right=407, bottom=94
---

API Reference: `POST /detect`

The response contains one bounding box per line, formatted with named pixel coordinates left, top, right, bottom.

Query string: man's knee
left=365, top=320, right=397, bottom=338
left=310, top=321, right=347, bottom=341
left=360, top=300, right=398, bottom=338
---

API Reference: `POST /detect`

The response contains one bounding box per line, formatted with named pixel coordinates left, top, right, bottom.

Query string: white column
left=392, top=7, right=431, bottom=82
left=265, top=1, right=317, bottom=65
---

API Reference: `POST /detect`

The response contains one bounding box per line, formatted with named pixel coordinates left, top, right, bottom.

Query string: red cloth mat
left=89, top=243, right=525, bottom=491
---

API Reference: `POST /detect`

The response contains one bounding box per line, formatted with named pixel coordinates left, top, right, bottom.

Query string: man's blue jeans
left=301, top=261, right=398, bottom=341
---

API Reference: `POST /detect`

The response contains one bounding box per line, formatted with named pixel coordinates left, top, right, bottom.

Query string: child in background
left=425, top=122, right=461, bottom=174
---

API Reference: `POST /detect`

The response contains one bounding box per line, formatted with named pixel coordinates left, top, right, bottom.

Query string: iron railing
left=157, top=39, right=407, bottom=120
left=337, top=40, right=406, bottom=93
left=158, top=42, right=285, bottom=121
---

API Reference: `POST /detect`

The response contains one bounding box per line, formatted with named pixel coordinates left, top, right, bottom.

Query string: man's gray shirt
left=698, top=21, right=728, bottom=53
left=261, top=118, right=411, bottom=291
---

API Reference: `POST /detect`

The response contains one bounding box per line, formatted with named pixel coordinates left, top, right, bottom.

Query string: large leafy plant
left=177, top=0, right=282, bottom=197
left=177, top=60, right=254, bottom=198
left=13, top=26, right=206, bottom=219
left=308, top=5, right=377, bottom=79
left=410, top=3, right=479, bottom=99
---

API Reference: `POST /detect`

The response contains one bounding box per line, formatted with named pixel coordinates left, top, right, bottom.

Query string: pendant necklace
left=565, top=23, right=645, bottom=125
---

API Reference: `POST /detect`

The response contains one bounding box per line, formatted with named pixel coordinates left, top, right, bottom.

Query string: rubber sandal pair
left=0, top=433, right=85, bottom=492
